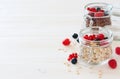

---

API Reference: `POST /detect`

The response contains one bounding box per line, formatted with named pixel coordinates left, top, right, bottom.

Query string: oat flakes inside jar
left=84, top=3, right=113, bottom=27
left=79, top=27, right=113, bottom=65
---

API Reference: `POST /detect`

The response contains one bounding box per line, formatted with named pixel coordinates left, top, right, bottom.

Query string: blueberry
left=96, top=7, right=101, bottom=11
left=104, top=37, right=108, bottom=39
left=77, top=39, right=79, bottom=43
left=94, top=38, right=100, bottom=41
left=72, top=33, right=78, bottom=39
left=71, top=58, right=77, bottom=64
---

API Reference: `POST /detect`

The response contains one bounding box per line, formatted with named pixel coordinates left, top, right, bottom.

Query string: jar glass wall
left=84, top=3, right=113, bottom=27
left=79, top=27, right=113, bottom=65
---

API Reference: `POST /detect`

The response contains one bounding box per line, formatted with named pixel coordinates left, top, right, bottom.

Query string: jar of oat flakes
left=84, top=2, right=113, bottom=27
left=79, top=27, right=113, bottom=65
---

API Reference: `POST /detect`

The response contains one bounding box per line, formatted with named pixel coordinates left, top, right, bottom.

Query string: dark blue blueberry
left=104, top=37, right=108, bottom=39
left=77, top=39, right=79, bottom=43
left=72, top=33, right=78, bottom=39
left=94, top=38, right=100, bottom=41
left=71, top=58, right=77, bottom=64
left=96, top=7, right=101, bottom=11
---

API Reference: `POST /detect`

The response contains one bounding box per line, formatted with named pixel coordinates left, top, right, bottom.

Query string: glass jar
left=84, top=2, right=113, bottom=27
left=79, top=27, right=113, bottom=65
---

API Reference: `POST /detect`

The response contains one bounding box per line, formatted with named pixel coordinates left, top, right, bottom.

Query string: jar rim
left=79, top=27, right=113, bottom=43
left=84, top=2, right=113, bottom=11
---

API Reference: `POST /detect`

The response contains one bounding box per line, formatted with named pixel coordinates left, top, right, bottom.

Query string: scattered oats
left=63, top=50, right=67, bottom=52
left=64, top=62, right=70, bottom=67
left=58, top=48, right=63, bottom=51
left=89, top=66, right=93, bottom=69
left=98, top=70, right=103, bottom=78
left=67, top=69, right=71, bottom=72
left=76, top=70, right=80, bottom=75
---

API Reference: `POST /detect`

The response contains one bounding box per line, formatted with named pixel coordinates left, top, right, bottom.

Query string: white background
left=0, top=0, right=120, bottom=79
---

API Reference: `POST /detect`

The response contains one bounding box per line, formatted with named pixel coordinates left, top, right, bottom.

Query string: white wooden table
left=0, top=0, right=120, bottom=79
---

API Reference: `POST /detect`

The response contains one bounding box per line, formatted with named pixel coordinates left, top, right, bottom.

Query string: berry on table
left=62, top=38, right=71, bottom=46
left=108, top=59, right=117, bottom=69
left=67, top=53, right=78, bottom=64
left=71, top=58, right=77, bottom=64
left=73, top=53, right=78, bottom=58
left=77, top=39, right=79, bottom=43
left=115, top=47, right=120, bottom=55
left=72, top=33, right=78, bottom=39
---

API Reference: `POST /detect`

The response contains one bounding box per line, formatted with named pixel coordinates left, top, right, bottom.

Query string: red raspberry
left=94, top=12, right=104, bottom=17
left=84, top=35, right=89, bottom=40
left=92, top=34, right=96, bottom=40
left=90, top=7, right=97, bottom=12
left=73, top=53, right=78, bottom=58
left=62, top=38, right=71, bottom=46
left=108, top=59, right=117, bottom=69
left=87, top=7, right=91, bottom=11
left=88, top=35, right=93, bottom=40
left=115, top=47, right=120, bottom=55
left=97, top=34, right=104, bottom=40
left=69, top=54, right=74, bottom=59
left=67, top=53, right=78, bottom=61
left=67, top=57, right=71, bottom=61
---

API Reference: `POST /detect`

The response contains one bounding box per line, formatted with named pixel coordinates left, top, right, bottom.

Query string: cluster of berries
left=67, top=53, right=78, bottom=64
left=62, top=33, right=120, bottom=69
left=62, top=33, right=79, bottom=46
left=83, top=33, right=107, bottom=41
left=87, top=7, right=108, bottom=17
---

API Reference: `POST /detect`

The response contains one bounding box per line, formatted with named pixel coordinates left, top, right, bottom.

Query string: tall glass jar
left=84, top=3, right=113, bottom=27
left=79, top=27, right=113, bottom=65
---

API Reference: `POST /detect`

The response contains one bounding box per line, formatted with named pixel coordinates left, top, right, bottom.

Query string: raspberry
left=87, top=7, right=91, bottom=11
left=108, top=59, right=117, bottom=69
left=67, top=53, right=78, bottom=62
left=97, top=34, right=104, bottom=40
left=88, top=35, right=93, bottom=40
left=92, top=34, right=96, bottom=40
left=115, top=47, right=120, bottom=55
left=62, top=38, right=71, bottom=46
left=67, top=57, right=71, bottom=61
left=94, top=12, right=104, bottom=17
left=90, top=7, right=97, bottom=12
left=84, top=35, right=89, bottom=40
left=73, top=53, right=78, bottom=58
left=69, top=54, right=74, bottom=59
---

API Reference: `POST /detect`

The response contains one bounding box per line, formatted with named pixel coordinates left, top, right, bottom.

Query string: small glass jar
left=79, top=27, right=113, bottom=65
left=84, top=2, right=113, bottom=27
